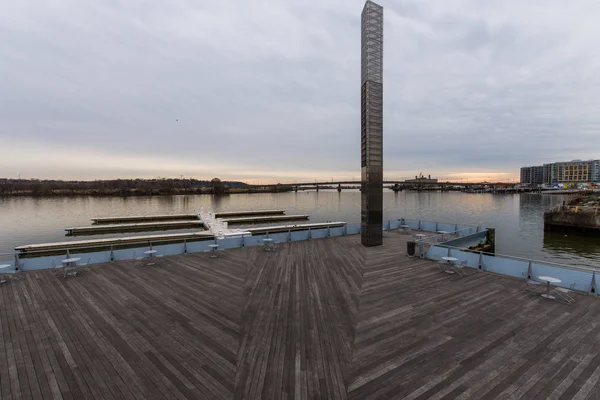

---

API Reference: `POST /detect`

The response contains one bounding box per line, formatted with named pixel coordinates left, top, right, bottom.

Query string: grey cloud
left=1, top=0, right=599, bottom=181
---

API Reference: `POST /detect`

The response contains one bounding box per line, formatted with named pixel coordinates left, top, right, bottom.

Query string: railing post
left=590, top=270, right=597, bottom=295
left=327, top=226, right=330, bottom=237
left=288, top=229, right=291, bottom=242
left=527, top=260, right=532, bottom=280
left=14, top=253, right=20, bottom=272
left=66, top=248, right=71, bottom=258
left=418, top=220, right=421, bottom=230
left=435, top=222, right=439, bottom=231
left=184, top=239, right=188, bottom=254
left=343, top=225, right=347, bottom=236
left=447, top=247, right=451, bottom=257
left=478, top=251, right=483, bottom=270
left=308, top=228, right=312, bottom=240
left=110, top=245, right=115, bottom=262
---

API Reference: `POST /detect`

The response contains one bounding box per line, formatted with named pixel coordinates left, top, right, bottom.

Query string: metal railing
left=433, top=243, right=592, bottom=272
left=410, top=227, right=483, bottom=244
left=0, top=218, right=483, bottom=273
left=426, top=242, right=598, bottom=295
left=4, top=217, right=591, bottom=297
left=1, top=225, right=350, bottom=271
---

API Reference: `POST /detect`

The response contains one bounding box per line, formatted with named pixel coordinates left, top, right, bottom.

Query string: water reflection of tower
left=519, top=192, right=558, bottom=216
left=181, top=194, right=190, bottom=212
left=211, top=194, right=222, bottom=211
left=155, top=194, right=176, bottom=214
left=519, top=193, right=538, bottom=224
left=414, top=191, right=431, bottom=219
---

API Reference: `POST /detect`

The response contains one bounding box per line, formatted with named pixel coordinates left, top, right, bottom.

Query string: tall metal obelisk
left=361, top=0, right=383, bottom=247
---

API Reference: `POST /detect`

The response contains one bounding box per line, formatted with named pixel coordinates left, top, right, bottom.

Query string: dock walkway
left=76, top=211, right=296, bottom=236
left=14, top=231, right=215, bottom=253
left=66, top=220, right=206, bottom=235
left=2, top=233, right=600, bottom=399
left=91, top=210, right=286, bottom=224
left=92, top=214, right=200, bottom=224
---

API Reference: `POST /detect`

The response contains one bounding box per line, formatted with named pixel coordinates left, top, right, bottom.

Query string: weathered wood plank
left=2, top=231, right=600, bottom=399
left=12, top=282, right=56, bottom=400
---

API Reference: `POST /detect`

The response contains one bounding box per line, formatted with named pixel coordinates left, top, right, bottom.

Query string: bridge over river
left=248, top=180, right=535, bottom=193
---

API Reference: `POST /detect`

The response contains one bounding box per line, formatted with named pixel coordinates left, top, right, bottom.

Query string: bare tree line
left=0, top=177, right=253, bottom=197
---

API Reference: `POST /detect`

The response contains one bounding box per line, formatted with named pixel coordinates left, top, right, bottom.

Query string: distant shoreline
left=1, top=186, right=596, bottom=198
left=0, top=177, right=294, bottom=197
left=0, top=187, right=295, bottom=197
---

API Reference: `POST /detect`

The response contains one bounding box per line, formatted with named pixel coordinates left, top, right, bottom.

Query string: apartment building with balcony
left=521, top=159, right=600, bottom=185
left=520, top=166, right=544, bottom=185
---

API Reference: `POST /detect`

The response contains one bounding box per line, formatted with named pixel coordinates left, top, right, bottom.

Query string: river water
left=1, top=191, right=599, bottom=268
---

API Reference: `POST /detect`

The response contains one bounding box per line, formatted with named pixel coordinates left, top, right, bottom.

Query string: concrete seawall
left=544, top=211, right=600, bottom=234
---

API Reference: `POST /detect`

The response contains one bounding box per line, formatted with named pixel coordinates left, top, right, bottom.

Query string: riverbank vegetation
left=0, top=177, right=289, bottom=197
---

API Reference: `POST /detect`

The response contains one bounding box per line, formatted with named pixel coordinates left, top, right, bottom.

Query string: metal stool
left=0, top=264, right=12, bottom=284
left=0, top=264, right=22, bottom=284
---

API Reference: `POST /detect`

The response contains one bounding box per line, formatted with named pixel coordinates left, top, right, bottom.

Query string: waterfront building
left=405, top=173, right=438, bottom=184
left=520, top=166, right=544, bottom=185
left=521, top=159, right=600, bottom=185
left=360, top=0, right=384, bottom=247
left=542, top=163, right=554, bottom=185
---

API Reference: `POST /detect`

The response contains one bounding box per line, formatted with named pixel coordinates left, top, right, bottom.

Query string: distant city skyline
left=2, top=0, right=599, bottom=183
left=0, top=168, right=527, bottom=184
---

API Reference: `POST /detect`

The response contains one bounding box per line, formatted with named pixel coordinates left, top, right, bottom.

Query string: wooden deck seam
left=3, top=233, right=600, bottom=400
left=92, top=265, right=237, bottom=399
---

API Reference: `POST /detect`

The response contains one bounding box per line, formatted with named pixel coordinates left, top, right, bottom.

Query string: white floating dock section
left=200, top=210, right=234, bottom=237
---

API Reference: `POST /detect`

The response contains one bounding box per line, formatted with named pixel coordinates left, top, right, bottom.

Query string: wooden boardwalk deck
left=2, top=232, right=600, bottom=399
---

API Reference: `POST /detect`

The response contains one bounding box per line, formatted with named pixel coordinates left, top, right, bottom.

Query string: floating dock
left=66, top=220, right=207, bottom=236
left=222, top=215, right=309, bottom=225
left=246, top=222, right=346, bottom=234
left=91, top=210, right=286, bottom=224
left=71, top=213, right=302, bottom=236
left=92, top=214, right=199, bottom=224
left=15, top=232, right=215, bottom=253
left=214, top=210, right=285, bottom=218
left=16, top=222, right=347, bottom=253
left=16, top=209, right=328, bottom=254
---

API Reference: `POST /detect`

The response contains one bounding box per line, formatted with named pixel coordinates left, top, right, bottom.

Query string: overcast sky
left=1, top=0, right=599, bottom=183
